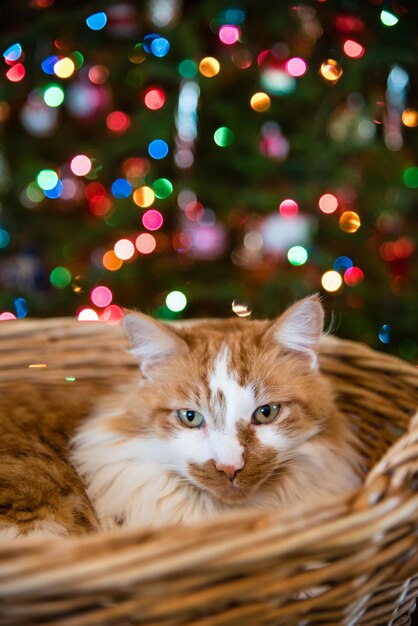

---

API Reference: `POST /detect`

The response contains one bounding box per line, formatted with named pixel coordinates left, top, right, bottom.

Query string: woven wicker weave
left=1, top=318, right=418, bottom=626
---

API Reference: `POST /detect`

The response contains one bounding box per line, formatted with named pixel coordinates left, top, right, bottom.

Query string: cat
left=0, top=295, right=361, bottom=539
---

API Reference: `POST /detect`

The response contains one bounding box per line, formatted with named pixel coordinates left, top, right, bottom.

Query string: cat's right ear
left=122, top=312, right=188, bottom=376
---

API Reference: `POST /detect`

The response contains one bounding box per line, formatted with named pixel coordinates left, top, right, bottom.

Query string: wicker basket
left=1, top=318, right=418, bottom=626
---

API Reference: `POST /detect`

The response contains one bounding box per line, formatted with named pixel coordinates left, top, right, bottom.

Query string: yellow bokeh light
left=402, top=108, right=418, bottom=128
left=199, top=57, right=220, bottom=78
left=54, top=57, right=75, bottom=79
left=133, top=186, right=155, bottom=208
left=102, top=250, right=123, bottom=271
left=320, top=59, right=343, bottom=83
left=339, top=211, right=361, bottom=233
left=321, top=270, right=343, bottom=292
left=250, top=92, right=271, bottom=112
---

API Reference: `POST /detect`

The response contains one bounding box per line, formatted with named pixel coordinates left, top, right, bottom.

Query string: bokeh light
left=144, top=87, right=165, bottom=110
left=285, top=57, right=307, bottom=77
left=0, top=312, right=17, bottom=321
left=287, top=245, right=308, bottom=266
left=106, top=111, right=131, bottom=133
left=339, top=211, right=361, bottom=233
left=148, top=139, right=169, bottom=159
left=0, top=229, right=10, bottom=249
left=111, top=178, right=132, bottom=198
left=133, top=186, right=155, bottom=207
left=43, top=84, right=64, bottom=107
left=103, top=250, right=123, bottom=271
left=91, top=285, right=113, bottom=308
left=380, top=10, right=398, bottom=27
left=4, top=43, right=22, bottom=62
left=14, top=297, right=28, bottom=319
left=319, top=193, right=338, bottom=214
left=50, top=266, right=71, bottom=288
left=231, top=300, right=252, bottom=317
left=279, top=199, right=299, bottom=219
left=142, top=209, right=164, bottom=231
left=379, top=324, right=391, bottom=344
left=166, top=290, right=187, bottom=312
left=219, top=25, right=240, bottom=45
left=6, top=64, right=25, bottom=82
left=250, top=92, right=271, bottom=112
left=320, top=59, right=343, bottom=83
left=70, top=154, right=92, bottom=176
left=321, top=270, right=343, bottom=292
left=152, top=178, right=173, bottom=199
left=178, top=59, right=198, bottom=78
left=402, top=108, right=418, bottom=128
left=344, top=266, right=364, bottom=286
left=37, top=169, right=58, bottom=190
left=150, top=37, right=170, bottom=58
left=403, top=166, right=418, bottom=188
left=86, top=12, right=107, bottom=30
left=78, top=308, right=99, bottom=321
left=214, top=127, right=234, bottom=147
left=54, top=57, right=75, bottom=78
left=100, top=305, right=124, bottom=325
left=199, top=57, right=220, bottom=77
left=343, top=40, right=365, bottom=59
left=114, top=239, right=135, bottom=260
left=135, top=233, right=157, bottom=254
left=334, top=256, right=353, bottom=272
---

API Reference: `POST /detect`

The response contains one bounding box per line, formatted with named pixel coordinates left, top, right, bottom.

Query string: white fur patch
left=0, top=521, right=67, bottom=541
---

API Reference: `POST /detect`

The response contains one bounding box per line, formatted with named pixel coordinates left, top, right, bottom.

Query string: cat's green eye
left=177, top=409, right=205, bottom=428
left=252, top=403, right=281, bottom=424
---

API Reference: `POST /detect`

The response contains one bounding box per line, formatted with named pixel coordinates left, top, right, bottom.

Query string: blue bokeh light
left=151, top=37, right=170, bottom=58
left=14, top=297, right=28, bottom=319
left=0, top=228, right=10, bottom=249
left=148, top=139, right=169, bottom=160
left=111, top=178, right=132, bottom=198
left=86, top=12, right=107, bottom=31
left=44, top=180, right=64, bottom=199
left=41, top=55, right=59, bottom=75
left=3, top=43, right=22, bottom=62
left=333, top=256, right=353, bottom=272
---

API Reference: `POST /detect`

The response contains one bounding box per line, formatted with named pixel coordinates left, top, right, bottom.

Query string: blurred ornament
left=66, top=82, right=109, bottom=119
left=259, top=122, right=289, bottom=160
left=259, top=213, right=312, bottom=254
left=21, top=92, right=59, bottom=136
left=320, top=59, right=343, bottom=84
left=261, top=68, right=296, bottom=95
left=183, top=221, right=227, bottom=260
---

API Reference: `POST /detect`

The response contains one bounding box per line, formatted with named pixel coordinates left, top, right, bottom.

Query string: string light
left=70, top=155, right=92, bottom=176
left=133, top=186, right=155, bottom=207
left=320, top=59, right=343, bottom=83
left=319, top=193, right=338, bottom=214
left=250, top=92, right=271, bottom=112
left=114, top=239, right=135, bottom=260
left=86, top=12, right=107, bottom=30
left=53, top=57, right=75, bottom=78
left=166, top=290, right=187, bottom=312
left=321, top=270, right=343, bottom=292
left=90, top=286, right=113, bottom=307
left=339, top=211, right=361, bottom=233
left=199, top=57, right=220, bottom=77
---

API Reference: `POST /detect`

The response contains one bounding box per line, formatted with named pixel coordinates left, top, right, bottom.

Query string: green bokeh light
left=43, top=84, right=64, bottom=107
left=37, top=169, right=58, bottom=191
left=50, top=266, right=72, bottom=288
left=287, top=245, right=308, bottom=266
left=178, top=59, right=198, bottom=78
left=403, top=166, right=418, bottom=188
left=214, top=127, right=234, bottom=147
left=152, top=178, right=173, bottom=199
left=380, top=10, right=398, bottom=26
left=26, top=182, right=44, bottom=202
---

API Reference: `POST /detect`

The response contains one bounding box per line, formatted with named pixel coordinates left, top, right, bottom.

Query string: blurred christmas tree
left=0, top=0, right=416, bottom=361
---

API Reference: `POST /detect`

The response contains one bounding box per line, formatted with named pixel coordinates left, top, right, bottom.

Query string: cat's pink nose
left=215, top=463, right=240, bottom=481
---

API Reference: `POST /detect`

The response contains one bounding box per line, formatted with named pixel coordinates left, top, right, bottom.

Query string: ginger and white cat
left=0, top=296, right=361, bottom=539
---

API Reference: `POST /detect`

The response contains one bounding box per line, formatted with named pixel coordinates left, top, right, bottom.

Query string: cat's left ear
left=122, top=311, right=188, bottom=376
left=264, top=295, right=324, bottom=369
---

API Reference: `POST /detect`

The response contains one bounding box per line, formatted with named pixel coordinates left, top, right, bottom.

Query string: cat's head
left=119, top=296, right=340, bottom=505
